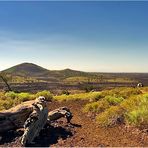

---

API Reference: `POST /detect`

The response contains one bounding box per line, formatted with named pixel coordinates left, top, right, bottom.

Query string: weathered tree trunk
left=0, top=75, right=12, bottom=91
left=0, top=102, right=73, bottom=134
left=0, top=98, right=73, bottom=146
left=21, top=97, right=48, bottom=146
left=48, top=107, right=73, bottom=123
left=0, top=101, right=34, bottom=133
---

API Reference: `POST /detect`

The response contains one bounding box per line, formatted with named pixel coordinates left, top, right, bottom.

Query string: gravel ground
left=0, top=100, right=148, bottom=147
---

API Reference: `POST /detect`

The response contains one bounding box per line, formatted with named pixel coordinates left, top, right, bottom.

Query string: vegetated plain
left=0, top=63, right=148, bottom=147
left=0, top=62, right=148, bottom=94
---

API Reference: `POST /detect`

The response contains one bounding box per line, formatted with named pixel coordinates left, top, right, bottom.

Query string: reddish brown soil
left=0, top=100, right=148, bottom=147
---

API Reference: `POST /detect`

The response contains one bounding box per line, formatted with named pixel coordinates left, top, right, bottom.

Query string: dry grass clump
left=0, top=90, right=53, bottom=110
left=96, top=94, right=148, bottom=128
left=96, top=106, right=124, bottom=127
left=35, top=90, right=53, bottom=101
left=82, top=87, right=147, bottom=129
left=83, top=99, right=110, bottom=113
left=54, top=91, right=101, bottom=102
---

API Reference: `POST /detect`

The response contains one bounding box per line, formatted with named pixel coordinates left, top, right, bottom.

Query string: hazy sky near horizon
left=0, top=1, right=148, bottom=72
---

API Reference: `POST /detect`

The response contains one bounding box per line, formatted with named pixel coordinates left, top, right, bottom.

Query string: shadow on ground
left=0, top=130, right=23, bottom=145
left=0, top=122, right=82, bottom=147
left=26, top=125, right=73, bottom=147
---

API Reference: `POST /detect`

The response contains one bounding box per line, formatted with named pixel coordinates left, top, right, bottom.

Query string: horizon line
left=0, top=62, right=148, bottom=74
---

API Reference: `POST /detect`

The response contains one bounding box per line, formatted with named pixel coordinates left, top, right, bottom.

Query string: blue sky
left=0, top=1, right=148, bottom=72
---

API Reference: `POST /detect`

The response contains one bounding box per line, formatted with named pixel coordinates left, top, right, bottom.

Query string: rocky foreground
left=0, top=100, right=148, bottom=147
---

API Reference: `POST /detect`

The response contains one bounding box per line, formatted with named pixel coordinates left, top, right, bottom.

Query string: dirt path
left=0, top=100, right=148, bottom=147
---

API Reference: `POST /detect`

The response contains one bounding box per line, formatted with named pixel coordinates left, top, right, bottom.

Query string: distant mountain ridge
left=1, top=62, right=148, bottom=86
left=2, top=63, right=49, bottom=77
left=1, top=63, right=89, bottom=79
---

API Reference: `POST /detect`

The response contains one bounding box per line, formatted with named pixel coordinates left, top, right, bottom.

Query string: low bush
left=0, top=98, right=14, bottom=110
left=5, top=91, right=17, bottom=100
left=61, top=90, right=70, bottom=95
left=35, top=90, right=53, bottom=101
left=96, top=106, right=124, bottom=127
left=124, top=94, right=148, bottom=128
left=83, top=99, right=110, bottom=113
left=54, top=92, right=101, bottom=102
left=125, top=105, right=148, bottom=128
left=82, top=88, right=146, bottom=129
left=0, top=90, right=53, bottom=110
left=0, top=91, right=7, bottom=100
left=83, top=85, right=94, bottom=93
left=118, top=88, right=142, bottom=98
left=17, top=92, right=33, bottom=102
left=105, top=96, right=124, bottom=105
left=98, top=87, right=141, bottom=99
left=95, top=93, right=148, bottom=128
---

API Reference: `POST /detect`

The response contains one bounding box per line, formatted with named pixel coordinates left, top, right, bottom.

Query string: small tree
left=0, top=72, right=12, bottom=91
left=61, top=90, right=70, bottom=95
left=99, top=74, right=104, bottom=82
left=83, top=84, right=94, bottom=92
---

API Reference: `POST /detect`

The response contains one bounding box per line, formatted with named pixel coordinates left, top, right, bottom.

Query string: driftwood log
left=48, top=107, right=73, bottom=123
left=21, top=96, right=49, bottom=145
left=0, top=101, right=34, bottom=133
left=0, top=96, right=73, bottom=145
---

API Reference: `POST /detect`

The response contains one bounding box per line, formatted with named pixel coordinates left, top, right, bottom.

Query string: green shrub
left=95, top=93, right=148, bottom=128
left=17, top=92, right=33, bottom=102
left=99, top=87, right=142, bottom=99
left=35, top=90, right=53, bottom=101
left=5, top=91, right=17, bottom=99
left=83, top=85, right=94, bottom=92
left=61, top=90, right=70, bottom=95
left=118, top=88, right=142, bottom=98
left=124, top=94, right=148, bottom=128
left=93, top=93, right=104, bottom=101
left=96, top=106, right=124, bottom=127
left=3, top=98, right=14, bottom=109
left=54, top=92, right=101, bottom=102
left=0, top=98, right=14, bottom=110
left=105, top=96, right=124, bottom=105
left=0, top=90, right=54, bottom=110
left=83, top=99, right=110, bottom=113
left=0, top=91, right=7, bottom=100
left=125, top=105, right=148, bottom=128
left=5, top=92, right=34, bottom=102
left=120, top=94, right=147, bottom=112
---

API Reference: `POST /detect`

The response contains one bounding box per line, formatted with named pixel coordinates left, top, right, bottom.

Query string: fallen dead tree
left=21, top=96, right=49, bottom=146
left=0, top=96, right=73, bottom=146
left=0, top=101, right=34, bottom=133
left=48, top=107, right=73, bottom=123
